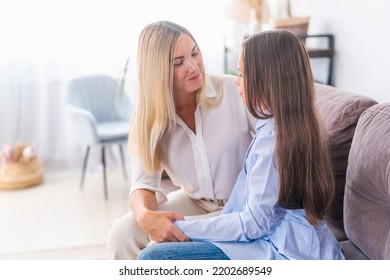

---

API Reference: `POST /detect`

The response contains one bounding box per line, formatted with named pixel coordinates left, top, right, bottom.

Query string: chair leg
left=119, top=143, right=128, bottom=180
left=101, top=145, right=108, bottom=200
left=80, top=146, right=90, bottom=189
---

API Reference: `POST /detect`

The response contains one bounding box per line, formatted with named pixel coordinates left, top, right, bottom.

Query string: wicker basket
left=0, top=157, right=44, bottom=190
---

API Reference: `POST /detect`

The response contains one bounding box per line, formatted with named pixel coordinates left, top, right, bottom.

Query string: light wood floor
left=0, top=160, right=130, bottom=259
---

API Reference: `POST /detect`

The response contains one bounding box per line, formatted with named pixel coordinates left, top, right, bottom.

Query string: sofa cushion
left=314, top=83, right=377, bottom=240
left=339, top=240, right=369, bottom=260
left=344, top=103, right=390, bottom=259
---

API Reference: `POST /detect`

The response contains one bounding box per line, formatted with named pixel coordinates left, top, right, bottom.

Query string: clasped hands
left=138, top=210, right=191, bottom=243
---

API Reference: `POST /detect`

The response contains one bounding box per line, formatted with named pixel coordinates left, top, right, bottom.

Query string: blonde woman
left=107, top=21, right=255, bottom=259
left=137, top=29, right=345, bottom=260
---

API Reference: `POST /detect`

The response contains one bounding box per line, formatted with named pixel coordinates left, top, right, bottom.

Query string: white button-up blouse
left=130, top=74, right=256, bottom=204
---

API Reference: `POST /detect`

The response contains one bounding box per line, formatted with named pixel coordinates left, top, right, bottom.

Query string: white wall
left=1, top=0, right=388, bottom=162
left=0, top=0, right=227, bottom=161
left=291, top=0, right=390, bottom=103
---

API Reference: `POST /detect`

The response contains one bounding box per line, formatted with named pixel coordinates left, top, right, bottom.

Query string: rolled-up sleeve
left=130, top=155, right=166, bottom=205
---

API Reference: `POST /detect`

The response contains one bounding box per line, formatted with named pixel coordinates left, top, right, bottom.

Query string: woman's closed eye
left=174, top=59, right=184, bottom=67
left=191, top=49, right=199, bottom=57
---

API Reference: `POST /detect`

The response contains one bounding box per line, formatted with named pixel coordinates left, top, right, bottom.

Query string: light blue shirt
left=174, top=118, right=345, bottom=260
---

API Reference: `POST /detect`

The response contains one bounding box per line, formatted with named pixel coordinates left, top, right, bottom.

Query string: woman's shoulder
left=206, top=73, right=238, bottom=98
left=207, top=73, right=237, bottom=88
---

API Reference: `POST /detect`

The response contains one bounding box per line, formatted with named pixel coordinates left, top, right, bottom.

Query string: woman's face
left=235, top=53, right=247, bottom=104
left=172, top=34, right=203, bottom=96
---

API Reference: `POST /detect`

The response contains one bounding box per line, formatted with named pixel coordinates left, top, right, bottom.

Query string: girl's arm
left=174, top=129, right=279, bottom=242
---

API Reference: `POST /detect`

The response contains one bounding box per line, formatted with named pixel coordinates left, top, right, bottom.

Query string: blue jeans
left=137, top=241, right=230, bottom=260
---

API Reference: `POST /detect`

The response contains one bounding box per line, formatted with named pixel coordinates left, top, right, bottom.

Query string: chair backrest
left=66, top=75, right=132, bottom=123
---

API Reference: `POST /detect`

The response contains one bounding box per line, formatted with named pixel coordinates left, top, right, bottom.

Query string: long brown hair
left=242, top=29, right=334, bottom=225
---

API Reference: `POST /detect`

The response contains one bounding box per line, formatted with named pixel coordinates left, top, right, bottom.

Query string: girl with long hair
left=137, top=29, right=344, bottom=260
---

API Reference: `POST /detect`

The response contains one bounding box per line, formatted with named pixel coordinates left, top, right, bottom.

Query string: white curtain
left=0, top=58, right=66, bottom=161
left=0, top=0, right=226, bottom=166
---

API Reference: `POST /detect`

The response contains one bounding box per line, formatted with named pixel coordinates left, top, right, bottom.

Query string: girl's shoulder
left=252, top=119, right=276, bottom=152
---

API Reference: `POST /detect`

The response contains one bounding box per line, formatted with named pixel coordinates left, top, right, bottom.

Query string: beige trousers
left=107, top=189, right=224, bottom=260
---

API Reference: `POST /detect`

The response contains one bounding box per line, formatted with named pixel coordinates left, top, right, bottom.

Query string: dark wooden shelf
left=301, top=34, right=335, bottom=86
left=224, top=33, right=335, bottom=86
left=307, top=49, right=334, bottom=58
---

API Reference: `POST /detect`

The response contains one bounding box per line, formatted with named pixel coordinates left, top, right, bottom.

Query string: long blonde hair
left=242, top=29, right=335, bottom=225
left=129, top=21, right=213, bottom=175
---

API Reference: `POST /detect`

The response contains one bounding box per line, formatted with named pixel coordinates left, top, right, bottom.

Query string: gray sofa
left=315, top=83, right=390, bottom=259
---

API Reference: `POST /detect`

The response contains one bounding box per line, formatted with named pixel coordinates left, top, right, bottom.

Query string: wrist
left=135, top=208, right=153, bottom=226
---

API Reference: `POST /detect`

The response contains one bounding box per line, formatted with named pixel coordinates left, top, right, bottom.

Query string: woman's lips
left=187, top=74, right=200, bottom=81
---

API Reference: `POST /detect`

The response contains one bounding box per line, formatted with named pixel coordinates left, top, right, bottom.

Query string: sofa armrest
left=344, top=103, right=390, bottom=259
left=314, top=83, right=378, bottom=240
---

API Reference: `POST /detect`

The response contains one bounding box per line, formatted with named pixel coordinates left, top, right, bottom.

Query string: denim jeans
left=137, top=241, right=230, bottom=260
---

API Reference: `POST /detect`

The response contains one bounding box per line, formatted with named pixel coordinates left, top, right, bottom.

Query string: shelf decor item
left=229, top=0, right=310, bottom=37
left=242, top=0, right=265, bottom=34
left=0, top=142, right=44, bottom=190
left=268, top=16, right=310, bottom=38
left=265, top=0, right=310, bottom=39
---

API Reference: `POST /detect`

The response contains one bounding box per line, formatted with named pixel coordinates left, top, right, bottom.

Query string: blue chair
left=66, top=75, right=132, bottom=199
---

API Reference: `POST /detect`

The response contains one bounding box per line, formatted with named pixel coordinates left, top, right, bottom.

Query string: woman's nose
left=184, top=59, right=197, bottom=71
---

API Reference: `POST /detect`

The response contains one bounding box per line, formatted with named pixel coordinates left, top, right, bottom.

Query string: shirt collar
left=255, top=118, right=272, bottom=131
left=204, top=74, right=217, bottom=98
left=172, top=74, right=214, bottom=125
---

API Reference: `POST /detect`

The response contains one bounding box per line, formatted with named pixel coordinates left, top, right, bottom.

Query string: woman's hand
left=138, top=210, right=190, bottom=243
left=130, top=189, right=190, bottom=243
